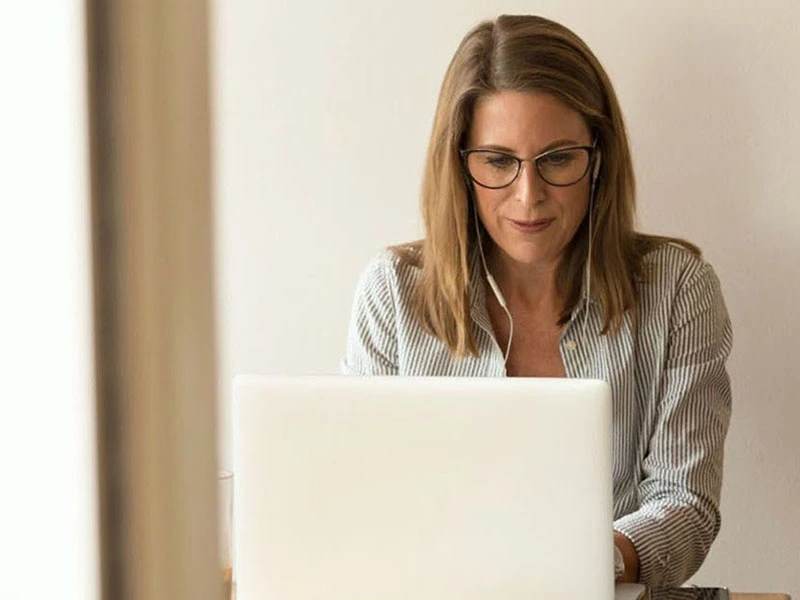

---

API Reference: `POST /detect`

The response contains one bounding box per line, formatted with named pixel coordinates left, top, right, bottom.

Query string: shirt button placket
left=562, top=337, right=581, bottom=378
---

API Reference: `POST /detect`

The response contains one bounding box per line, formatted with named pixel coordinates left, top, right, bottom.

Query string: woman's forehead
left=468, top=90, right=590, bottom=152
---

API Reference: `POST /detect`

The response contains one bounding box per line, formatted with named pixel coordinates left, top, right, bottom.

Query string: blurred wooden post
left=85, top=0, right=221, bottom=599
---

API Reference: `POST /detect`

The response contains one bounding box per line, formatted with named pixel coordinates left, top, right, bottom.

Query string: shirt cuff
left=614, top=508, right=673, bottom=587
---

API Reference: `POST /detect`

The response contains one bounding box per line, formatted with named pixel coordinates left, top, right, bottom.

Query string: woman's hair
left=394, top=14, right=698, bottom=358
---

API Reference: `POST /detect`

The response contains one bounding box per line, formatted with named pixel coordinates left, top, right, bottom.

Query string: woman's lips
left=508, top=218, right=554, bottom=233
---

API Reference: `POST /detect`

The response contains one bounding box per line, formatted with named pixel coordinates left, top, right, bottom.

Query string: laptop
left=233, top=375, right=614, bottom=600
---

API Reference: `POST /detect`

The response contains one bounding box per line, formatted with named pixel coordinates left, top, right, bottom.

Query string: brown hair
left=394, top=14, right=698, bottom=357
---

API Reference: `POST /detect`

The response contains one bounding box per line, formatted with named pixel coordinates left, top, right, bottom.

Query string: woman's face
left=465, top=90, right=593, bottom=273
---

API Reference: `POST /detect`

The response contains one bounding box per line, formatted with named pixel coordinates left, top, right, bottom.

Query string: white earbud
left=592, top=148, right=602, bottom=184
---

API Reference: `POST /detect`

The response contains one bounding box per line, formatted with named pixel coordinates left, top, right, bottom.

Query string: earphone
left=582, top=146, right=602, bottom=338
left=472, top=198, right=514, bottom=365
left=467, top=143, right=603, bottom=367
left=592, top=146, right=603, bottom=183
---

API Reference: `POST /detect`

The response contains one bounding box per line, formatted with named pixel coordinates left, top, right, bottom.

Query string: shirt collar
left=468, top=250, right=493, bottom=333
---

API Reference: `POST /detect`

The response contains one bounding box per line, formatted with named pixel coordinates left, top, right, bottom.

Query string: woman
left=342, top=14, right=732, bottom=587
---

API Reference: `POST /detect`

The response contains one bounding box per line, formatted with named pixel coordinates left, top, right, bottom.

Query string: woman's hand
left=614, top=531, right=640, bottom=583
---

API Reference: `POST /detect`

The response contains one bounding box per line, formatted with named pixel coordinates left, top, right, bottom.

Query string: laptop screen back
left=233, top=375, right=613, bottom=600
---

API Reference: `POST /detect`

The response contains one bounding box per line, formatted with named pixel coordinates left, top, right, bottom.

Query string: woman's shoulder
left=638, top=236, right=714, bottom=289
left=362, top=242, right=422, bottom=280
left=636, top=236, right=726, bottom=309
left=354, top=242, right=422, bottom=305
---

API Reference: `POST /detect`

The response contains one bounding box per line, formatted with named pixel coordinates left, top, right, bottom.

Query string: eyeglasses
left=460, top=145, right=595, bottom=189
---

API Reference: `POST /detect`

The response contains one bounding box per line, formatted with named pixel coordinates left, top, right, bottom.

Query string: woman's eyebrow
left=536, top=138, right=582, bottom=153
left=472, top=138, right=583, bottom=155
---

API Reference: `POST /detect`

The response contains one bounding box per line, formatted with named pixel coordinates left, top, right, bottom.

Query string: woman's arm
left=614, top=261, right=733, bottom=586
left=341, top=253, right=400, bottom=375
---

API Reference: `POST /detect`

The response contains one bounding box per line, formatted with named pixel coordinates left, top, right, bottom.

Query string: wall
left=0, top=2, right=99, bottom=599
left=212, top=1, right=800, bottom=595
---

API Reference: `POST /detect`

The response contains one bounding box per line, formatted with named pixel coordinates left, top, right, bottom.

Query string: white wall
left=0, top=3, right=99, bottom=599
left=212, top=0, right=800, bottom=596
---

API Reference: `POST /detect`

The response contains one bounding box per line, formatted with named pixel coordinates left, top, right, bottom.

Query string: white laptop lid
left=233, top=375, right=613, bottom=600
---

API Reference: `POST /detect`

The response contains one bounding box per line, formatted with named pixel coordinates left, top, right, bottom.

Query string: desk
left=231, top=589, right=789, bottom=599
left=647, top=592, right=790, bottom=600
left=625, top=584, right=791, bottom=600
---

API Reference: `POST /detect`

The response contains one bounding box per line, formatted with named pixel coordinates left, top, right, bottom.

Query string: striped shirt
left=342, top=242, right=733, bottom=587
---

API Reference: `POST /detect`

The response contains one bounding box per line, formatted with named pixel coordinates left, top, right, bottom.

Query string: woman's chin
left=499, top=246, right=563, bottom=270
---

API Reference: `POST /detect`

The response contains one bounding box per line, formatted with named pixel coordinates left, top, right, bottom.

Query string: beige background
left=212, top=1, right=800, bottom=596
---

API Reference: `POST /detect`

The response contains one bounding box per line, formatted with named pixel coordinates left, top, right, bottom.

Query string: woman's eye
left=485, top=155, right=515, bottom=168
left=541, top=151, right=575, bottom=166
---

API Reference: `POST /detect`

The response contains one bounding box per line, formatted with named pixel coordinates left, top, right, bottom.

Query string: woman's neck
left=487, top=249, right=563, bottom=313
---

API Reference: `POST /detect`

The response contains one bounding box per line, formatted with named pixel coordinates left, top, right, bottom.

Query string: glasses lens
left=537, top=148, right=590, bottom=186
left=466, top=151, right=519, bottom=188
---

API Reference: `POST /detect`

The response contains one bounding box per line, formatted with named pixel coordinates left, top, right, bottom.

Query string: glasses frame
left=459, top=144, right=596, bottom=189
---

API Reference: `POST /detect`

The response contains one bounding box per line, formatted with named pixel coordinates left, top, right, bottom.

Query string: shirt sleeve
left=341, top=253, right=400, bottom=375
left=613, top=261, right=733, bottom=586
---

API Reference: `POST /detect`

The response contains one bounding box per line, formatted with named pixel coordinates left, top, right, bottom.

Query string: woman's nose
left=514, top=160, right=546, bottom=205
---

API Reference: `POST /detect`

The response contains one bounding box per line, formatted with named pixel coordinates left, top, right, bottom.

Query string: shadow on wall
left=631, top=13, right=800, bottom=594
